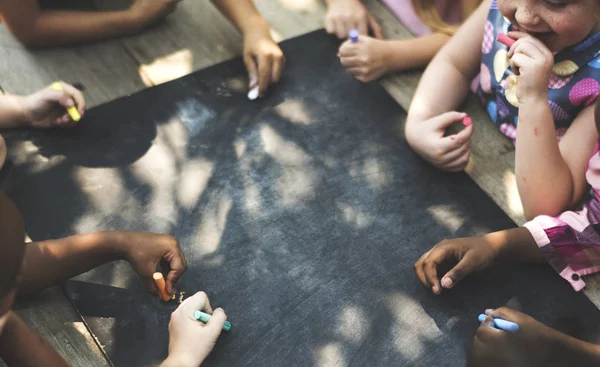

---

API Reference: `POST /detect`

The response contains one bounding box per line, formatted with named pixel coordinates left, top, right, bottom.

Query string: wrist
left=240, top=16, right=270, bottom=39
left=517, top=91, right=548, bottom=107
left=91, top=231, right=130, bottom=261
left=0, top=95, right=30, bottom=128
left=123, top=9, right=147, bottom=33
left=161, top=353, right=199, bottom=367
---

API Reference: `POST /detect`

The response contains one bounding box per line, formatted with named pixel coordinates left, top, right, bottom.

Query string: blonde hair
left=411, top=0, right=482, bottom=36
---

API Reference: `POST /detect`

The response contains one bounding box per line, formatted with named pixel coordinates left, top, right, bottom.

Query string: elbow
left=13, top=31, right=47, bottom=49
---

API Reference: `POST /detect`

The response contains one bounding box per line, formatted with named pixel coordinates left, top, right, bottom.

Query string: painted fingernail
left=462, top=116, right=472, bottom=126
left=441, top=277, right=453, bottom=288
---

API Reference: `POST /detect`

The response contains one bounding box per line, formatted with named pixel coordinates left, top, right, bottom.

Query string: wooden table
left=1, top=0, right=599, bottom=365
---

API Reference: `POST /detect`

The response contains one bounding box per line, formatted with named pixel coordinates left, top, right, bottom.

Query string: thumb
left=440, top=255, right=479, bottom=289
left=430, top=112, right=468, bottom=131
left=58, top=94, right=75, bottom=108
left=244, top=53, right=258, bottom=89
left=451, top=121, right=475, bottom=145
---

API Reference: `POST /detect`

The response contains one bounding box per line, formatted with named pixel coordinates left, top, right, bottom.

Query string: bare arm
left=405, top=0, right=489, bottom=127
left=516, top=102, right=598, bottom=220
left=0, top=95, right=26, bottom=128
left=0, top=0, right=137, bottom=47
left=383, top=33, right=451, bottom=71
left=0, top=312, right=69, bottom=367
left=17, top=232, right=123, bottom=296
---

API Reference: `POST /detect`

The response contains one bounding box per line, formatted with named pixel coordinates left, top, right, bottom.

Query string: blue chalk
left=478, top=314, right=519, bottom=333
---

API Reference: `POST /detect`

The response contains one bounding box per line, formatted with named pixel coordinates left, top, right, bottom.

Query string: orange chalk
left=153, top=272, right=171, bottom=301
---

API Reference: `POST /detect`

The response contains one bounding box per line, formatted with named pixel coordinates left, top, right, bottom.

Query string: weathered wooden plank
left=0, top=25, right=146, bottom=107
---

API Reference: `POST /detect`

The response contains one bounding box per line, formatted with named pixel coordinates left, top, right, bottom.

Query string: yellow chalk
left=51, top=82, right=81, bottom=122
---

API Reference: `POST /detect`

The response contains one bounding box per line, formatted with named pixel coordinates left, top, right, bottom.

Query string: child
left=413, top=95, right=600, bottom=367
left=0, top=0, right=284, bottom=96
left=0, top=193, right=228, bottom=366
left=337, top=0, right=482, bottom=82
left=405, top=0, right=600, bottom=220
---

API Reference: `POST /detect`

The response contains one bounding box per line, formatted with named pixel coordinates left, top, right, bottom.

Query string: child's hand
left=338, top=36, right=390, bottom=82
left=469, top=308, right=559, bottom=367
left=405, top=112, right=474, bottom=172
left=21, top=82, right=85, bottom=128
left=128, top=0, right=181, bottom=29
left=118, top=232, right=188, bottom=297
left=325, top=0, right=383, bottom=40
left=506, top=31, right=553, bottom=105
left=243, top=22, right=285, bottom=97
left=414, top=235, right=500, bottom=295
left=161, top=292, right=227, bottom=367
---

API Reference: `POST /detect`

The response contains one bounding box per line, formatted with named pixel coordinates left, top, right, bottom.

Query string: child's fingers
left=204, top=308, right=227, bottom=336
left=257, top=54, right=273, bottom=96
left=243, top=54, right=259, bottom=89
left=420, top=246, right=457, bottom=294
left=368, top=15, right=384, bottom=39
left=509, top=53, right=528, bottom=75
left=443, top=150, right=470, bottom=172
left=489, top=307, right=518, bottom=322
left=357, top=17, right=368, bottom=37
left=59, top=82, right=86, bottom=113
left=180, top=291, right=211, bottom=315
left=414, top=249, right=434, bottom=290
left=430, top=111, right=468, bottom=131
left=271, top=56, right=284, bottom=84
left=325, top=17, right=336, bottom=35
left=338, top=41, right=357, bottom=57
left=442, top=140, right=470, bottom=162
left=335, top=20, right=347, bottom=40
left=340, top=56, right=363, bottom=68
left=440, top=251, right=479, bottom=289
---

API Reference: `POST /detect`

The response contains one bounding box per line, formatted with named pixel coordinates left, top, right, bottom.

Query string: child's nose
left=514, top=4, right=541, bottom=29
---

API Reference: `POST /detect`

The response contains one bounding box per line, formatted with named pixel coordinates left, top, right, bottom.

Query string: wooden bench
left=1, top=0, right=599, bottom=365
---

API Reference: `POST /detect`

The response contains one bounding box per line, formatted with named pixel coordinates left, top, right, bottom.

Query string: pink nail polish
left=462, top=116, right=472, bottom=126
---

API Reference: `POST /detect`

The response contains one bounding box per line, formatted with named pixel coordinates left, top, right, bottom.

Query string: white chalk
left=247, top=86, right=259, bottom=101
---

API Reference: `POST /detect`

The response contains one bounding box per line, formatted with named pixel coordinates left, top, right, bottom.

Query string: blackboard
left=3, top=30, right=600, bottom=367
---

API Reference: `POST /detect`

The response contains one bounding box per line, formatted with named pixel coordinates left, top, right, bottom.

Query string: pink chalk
left=497, top=34, right=516, bottom=48
left=462, top=116, right=472, bottom=126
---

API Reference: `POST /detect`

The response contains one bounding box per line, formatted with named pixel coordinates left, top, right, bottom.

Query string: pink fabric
left=523, top=141, right=600, bottom=291
left=381, top=0, right=463, bottom=36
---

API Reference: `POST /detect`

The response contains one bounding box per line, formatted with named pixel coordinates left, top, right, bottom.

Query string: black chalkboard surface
left=3, top=30, right=600, bottom=367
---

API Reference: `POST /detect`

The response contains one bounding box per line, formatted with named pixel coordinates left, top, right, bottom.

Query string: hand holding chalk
left=51, top=82, right=81, bottom=122
left=478, top=314, right=520, bottom=333
left=164, top=291, right=227, bottom=366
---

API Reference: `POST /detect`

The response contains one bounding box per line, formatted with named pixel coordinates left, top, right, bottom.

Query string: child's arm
left=414, top=227, right=543, bottom=295
left=0, top=311, right=69, bottom=367
left=324, top=0, right=383, bottom=40
left=17, top=232, right=187, bottom=297
left=0, top=0, right=179, bottom=47
left=470, top=308, right=600, bottom=367
left=0, top=83, right=85, bottom=129
left=211, top=0, right=284, bottom=96
left=338, top=33, right=450, bottom=82
left=404, top=0, right=489, bottom=171
left=508, top=33, right=599, bottom=219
